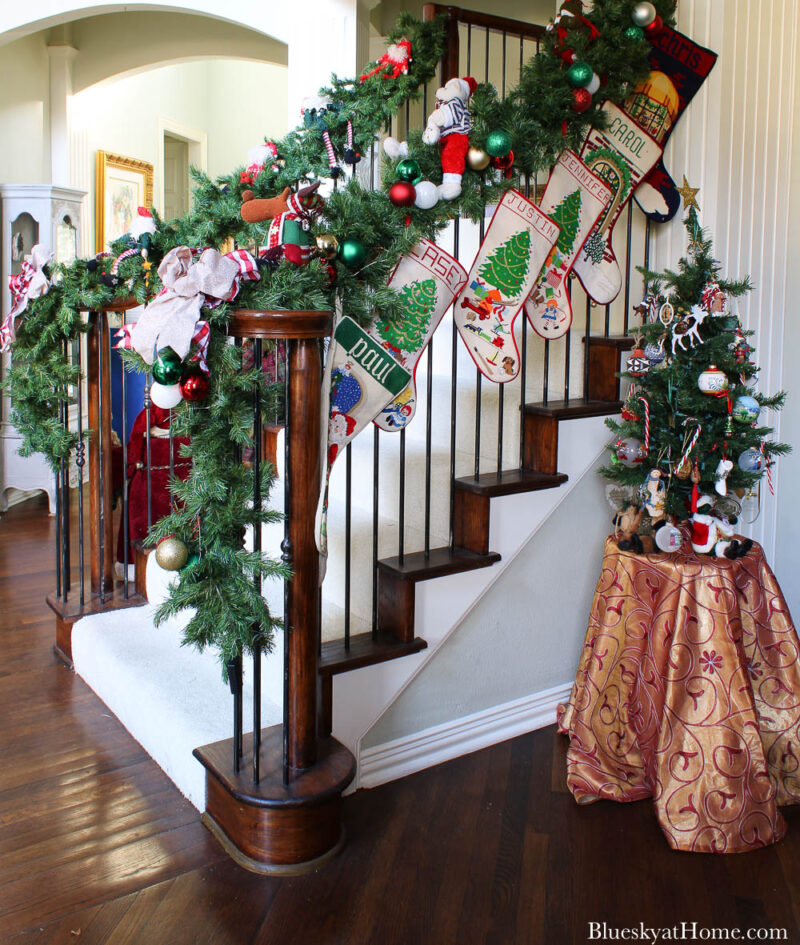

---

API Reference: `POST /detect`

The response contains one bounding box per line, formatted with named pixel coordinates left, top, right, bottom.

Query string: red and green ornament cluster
left=151, top=348, right=210, bottom=408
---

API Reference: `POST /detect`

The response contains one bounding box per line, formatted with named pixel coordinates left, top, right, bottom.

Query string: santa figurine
left=126, top=207, right=156, bottom=251
left=422, top=76, right=477, bottom=200
left=690, top=494, right=752, bottom=559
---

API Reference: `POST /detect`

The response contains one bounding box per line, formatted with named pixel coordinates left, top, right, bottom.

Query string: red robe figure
left=116, top=405, right=191, bottom=571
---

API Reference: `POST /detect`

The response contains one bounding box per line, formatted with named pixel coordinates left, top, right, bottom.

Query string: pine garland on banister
left=4, top=2, right=676, bottom=668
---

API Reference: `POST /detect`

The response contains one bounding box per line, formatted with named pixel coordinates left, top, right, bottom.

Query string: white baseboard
left=357, top=681, right=573, bottom=789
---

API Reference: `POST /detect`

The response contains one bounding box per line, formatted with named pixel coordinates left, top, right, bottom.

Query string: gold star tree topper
left=677, top=175, right=700, bottom=211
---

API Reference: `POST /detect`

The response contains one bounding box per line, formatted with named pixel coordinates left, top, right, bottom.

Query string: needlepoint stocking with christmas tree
left=524, top=150, right=611, bottom=340
left=454, top=190, right=559, bottom=383
left=372, top=239, right=467, bottom=432
left=628, top=26, right=718, bottom=223
left=573, top=102, right=663, bottom=305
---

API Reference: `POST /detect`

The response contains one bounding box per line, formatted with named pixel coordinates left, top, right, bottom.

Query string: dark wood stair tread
left=582, top=335, right=634, bottom=349
left=524, top=398, right=623, bottom=420
left=454, top=469, right=568, bottom=497
left=320, top=631, right=427, bottom=676
left=378, top=546, right=501, bottom=582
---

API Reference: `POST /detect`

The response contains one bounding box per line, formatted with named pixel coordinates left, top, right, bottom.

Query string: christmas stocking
left=524, top=150, right=612, bottom=340
left=315, top=316, right=411, bottom=556
left=372, top=239, right=467, bottom=432
left=572, top=102, right=662, bottom=305
left=454, top=190, right=559, bottom=383
left=629, top=26, right=718, bottom=223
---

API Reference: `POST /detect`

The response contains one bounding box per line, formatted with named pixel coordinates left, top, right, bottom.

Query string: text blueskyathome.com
left=587, top=923, right=788, bottom=942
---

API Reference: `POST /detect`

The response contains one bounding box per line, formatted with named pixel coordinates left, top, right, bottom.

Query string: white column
left=286, top=0, right=360, bottom=124
left=47, top=43, right=77, bottom=187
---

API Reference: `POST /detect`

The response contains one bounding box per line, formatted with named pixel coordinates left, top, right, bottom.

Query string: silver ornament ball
left=632, top=2, right=657, bottom=27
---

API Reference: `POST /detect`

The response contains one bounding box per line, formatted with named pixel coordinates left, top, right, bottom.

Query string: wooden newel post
left=286, top=334, right=323, bottom=772
left=194, top=309, right=356, bottom=875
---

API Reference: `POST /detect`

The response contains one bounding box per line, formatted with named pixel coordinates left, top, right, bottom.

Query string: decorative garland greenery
left=5, top=2, right=677, bottom=667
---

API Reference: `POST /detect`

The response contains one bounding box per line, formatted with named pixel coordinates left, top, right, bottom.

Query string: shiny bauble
left=491, top=150, right=515, bottom=176
left=644, top=342, right=665, bottom=366
left=697, top=364, right=729, bottom=396
left=644, top=15, right=664, bottom=36
left=631, top=1, right=657, bottom=27
left=738, top=448, right=763, bottom=472
left=655, top=523, right=683, bottom=553
left=389, top=181, right=416, bottom=207
left=571, top=88, right=593, bottom=113
left=625, top=24, right=645, bottom=41
left=338, top=238, right=367, bottom=269
left=627, top=347, right=650, bottom=377
left=732, top=394, right=761, bottom=424
left=616, top=437, right=646, bottom=467
left=467, top=147, right=491, bottom=171
left=395, top=158, right=422, bottom=184
left=152, top=347, right=184, bottom=385
left=315, top=233, right=339, bottom=259
left=150, top=381, right=183, bottom=410
left=566, top=60, right=593, bottom=89
left=413, top=181, right=439, bottom=210
left=486, top=129, right=513, bottom=158
left=179, top=368, right=211, bottom=403
left=586, top=72, right=601, bottom=96
left=155, top=537, right=189, bottom=571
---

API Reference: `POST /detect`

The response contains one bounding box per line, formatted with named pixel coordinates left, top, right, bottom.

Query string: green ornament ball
left=624, top=24, right=645, bottom=41
left=566, top=60, right=593, bottom=89
left=396, top=158, right=422, bottom=183
left=152, top=347, right=184, bottom=385
left=485, top=130, right=513, bottom=158
left=338, top=238, right=367, bottom=269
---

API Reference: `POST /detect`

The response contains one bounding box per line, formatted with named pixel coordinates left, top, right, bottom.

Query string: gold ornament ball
left=467, top=147, right=491, bottom=171
left=155, top=537, right=189, bottom=571
left=315, top=234, right=339, bottom=259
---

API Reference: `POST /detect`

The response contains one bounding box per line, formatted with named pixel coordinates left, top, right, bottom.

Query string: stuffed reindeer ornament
left=422, top=76, right=477, bottom=200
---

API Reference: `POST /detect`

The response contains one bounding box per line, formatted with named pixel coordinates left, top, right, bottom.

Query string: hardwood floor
left=2, top=494, right=800, bottom=945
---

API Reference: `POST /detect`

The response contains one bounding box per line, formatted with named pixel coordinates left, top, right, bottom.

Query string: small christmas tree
left=602, top=206, right=789, bottom=534
left=377, top=278, right=437, bottom=352
left=478, top=229, right=531, bottom=298
left=550, top=189, right=582, bottom=258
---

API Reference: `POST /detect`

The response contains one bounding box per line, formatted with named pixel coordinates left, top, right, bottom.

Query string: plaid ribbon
left=1, top=245, right=53, bottom=351
left=114, top=248, right=258, bottom=370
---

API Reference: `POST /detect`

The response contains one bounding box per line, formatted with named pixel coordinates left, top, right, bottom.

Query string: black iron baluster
left=474, top=189, right=486, bottom=479
left=145, top=375, right=152, bottom=531
left=97, top=318, right=107, bottom=604
left=168, top=408, right=174, bottom=509
left=120, top=317, right=128, bottom=599
left=345, top=441, right=352, bottom=646
left=397, top=431, right=405, bottom=567
left=55, top=459, right=62, bottom=599
left=372, top=427, right=379, bottom=639
left=252, top=338, right=262, bottom=785
left=623, top=203, right=633, bottom=336
left=60, top=340, right=70, bottom=604
left=564, top=278, right=572, bottom=402
left=502, top=31, right=507, bottom=97
left=604, top=304, right=610, bottom=338
left=583, top=296, right=592, bottom=403
left=644, top=218, right=652, bottom=269
left=227, top=655, right=243, bottom=773
left=281, top=341, right=292, bottom=787
left=424, top=340, right=433, bottom=558
left=449, top=218, right=460, bottom=552
left=76, top=339, right=86, bottom=606
left=520, top=172, right=530, bottom=469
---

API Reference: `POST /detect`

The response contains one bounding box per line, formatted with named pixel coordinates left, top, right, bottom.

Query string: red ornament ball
left=491, top=150, right=515, bottom=178
left=644, top=15, right=664, bottom=37
left=389, top=181, right=416, bottom=207
left=179, top=369, right=210, bottom=402
left=571, top=88, right=593, bottom=113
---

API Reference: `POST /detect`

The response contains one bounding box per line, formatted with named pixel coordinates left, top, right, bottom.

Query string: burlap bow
left=1, top=245, right=53, bottom=351
left=122, top=246, right=258, bottom=364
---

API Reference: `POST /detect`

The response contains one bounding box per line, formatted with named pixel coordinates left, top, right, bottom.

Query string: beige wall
left=0, top=34, right=51, bottom=183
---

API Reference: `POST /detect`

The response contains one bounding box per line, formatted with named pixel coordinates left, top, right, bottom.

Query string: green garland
left=5, top=2, right=677, bottom=667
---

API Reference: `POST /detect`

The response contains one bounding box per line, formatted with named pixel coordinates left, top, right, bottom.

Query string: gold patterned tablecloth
left=558, top=537, right=800, bottom=853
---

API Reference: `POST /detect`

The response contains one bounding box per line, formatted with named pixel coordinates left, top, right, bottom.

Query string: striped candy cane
left=760, top=442, right=775, bottom=495
left=677, top=420, right=701, bottom=473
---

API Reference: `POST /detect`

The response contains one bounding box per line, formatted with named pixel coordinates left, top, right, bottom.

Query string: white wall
left=0, top=34, right=51, bottom=183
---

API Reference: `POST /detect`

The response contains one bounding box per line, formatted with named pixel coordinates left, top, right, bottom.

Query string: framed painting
left=95, top=151, right=154, bottom=252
